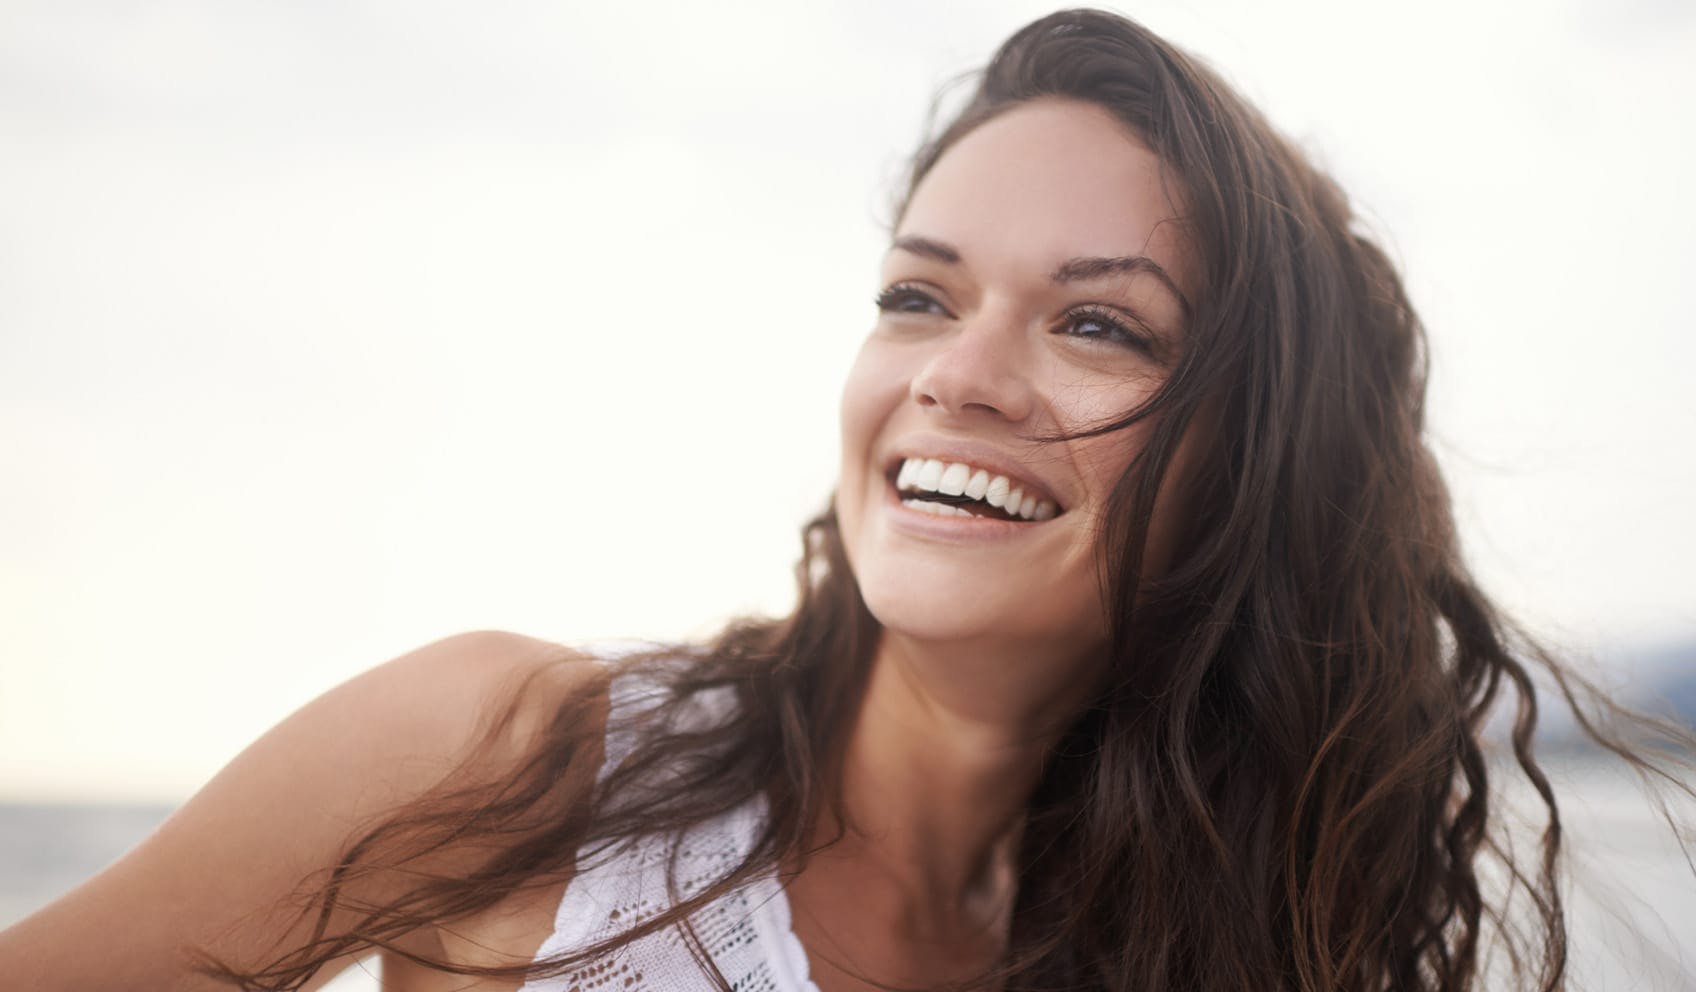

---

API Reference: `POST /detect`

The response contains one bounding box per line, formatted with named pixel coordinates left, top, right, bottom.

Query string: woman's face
left=837, top=98, right=1195, bottom=662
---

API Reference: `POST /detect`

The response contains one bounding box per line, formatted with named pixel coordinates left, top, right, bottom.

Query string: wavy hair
left=204, top=9, right=1692, bottom=991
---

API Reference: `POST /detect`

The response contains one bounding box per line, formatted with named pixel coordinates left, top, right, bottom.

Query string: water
left=2, top=768, right=1691, bottom=989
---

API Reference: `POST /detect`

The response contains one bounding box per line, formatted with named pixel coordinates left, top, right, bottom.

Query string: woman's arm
left=0, top=630, right=603, bottom=991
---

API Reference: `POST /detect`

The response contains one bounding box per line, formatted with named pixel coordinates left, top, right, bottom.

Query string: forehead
left=896, top=99, right=1192, bottom=294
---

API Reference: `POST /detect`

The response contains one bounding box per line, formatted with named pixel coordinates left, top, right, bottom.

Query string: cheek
left=1067, top=403, right=1152, bottom=505
left=1046, top=360, right=1167, bottom=425
left=1141, top=421, right=1211, bottom=578
left=1048, top=366, right=1168, bottom=513
left=1077, top=416, right=1206, bottom=584
left=837, top=339, right=909, bottom=487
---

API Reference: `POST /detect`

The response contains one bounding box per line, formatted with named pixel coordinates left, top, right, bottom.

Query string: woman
left=3, top=9, right=1689, bottom=991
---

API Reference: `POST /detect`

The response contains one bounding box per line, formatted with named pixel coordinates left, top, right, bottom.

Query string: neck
left=818, top=630, right=1102, bottom=930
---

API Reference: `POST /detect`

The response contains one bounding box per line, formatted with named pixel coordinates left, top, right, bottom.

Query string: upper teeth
left=894, top=457, right=1057, bottom=522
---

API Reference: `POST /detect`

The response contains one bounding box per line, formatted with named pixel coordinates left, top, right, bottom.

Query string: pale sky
left=3, top=0, right=1693, bottom=801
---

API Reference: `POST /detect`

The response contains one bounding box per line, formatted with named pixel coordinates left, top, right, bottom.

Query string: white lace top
left=518, top=667, right=821, bottom=992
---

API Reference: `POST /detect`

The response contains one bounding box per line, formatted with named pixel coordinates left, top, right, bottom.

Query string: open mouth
left=887, top=457, right=1062, bottom=522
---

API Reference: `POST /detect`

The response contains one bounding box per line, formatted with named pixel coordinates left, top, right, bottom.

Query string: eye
left=1058, top=305, right=1154, bottom=354
left=874, top=283, right=953, bottom=318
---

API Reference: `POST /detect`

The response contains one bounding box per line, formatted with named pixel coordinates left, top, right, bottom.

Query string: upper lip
left=884, top=436, right=1067, bottom=511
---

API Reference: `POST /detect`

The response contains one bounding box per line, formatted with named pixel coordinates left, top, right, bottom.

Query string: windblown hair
left=204, top=9, right=1693, bottom=992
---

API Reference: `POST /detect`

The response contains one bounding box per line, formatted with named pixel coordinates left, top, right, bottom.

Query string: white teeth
left=902, top=498, right=972, bottom=517
left=893, top=456, right=1059, bottom=520
left=937, top=462, right=970, bottom=496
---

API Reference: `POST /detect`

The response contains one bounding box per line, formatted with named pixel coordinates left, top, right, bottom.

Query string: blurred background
left=2, top=0, right=1692, bottom=986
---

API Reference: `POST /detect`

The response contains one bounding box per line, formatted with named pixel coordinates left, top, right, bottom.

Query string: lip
left=883, top=435, right=1067, bottom=512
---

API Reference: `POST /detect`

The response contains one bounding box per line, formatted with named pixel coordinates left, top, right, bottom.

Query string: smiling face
left=837, top=98, right=1195, bottom=664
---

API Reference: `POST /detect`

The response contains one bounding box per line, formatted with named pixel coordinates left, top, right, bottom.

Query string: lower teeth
left=902, top=497, right=1012, bottom=520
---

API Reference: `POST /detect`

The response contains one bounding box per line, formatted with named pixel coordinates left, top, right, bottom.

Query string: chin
left=855, top=570, right=1086, bottom=650
left=856, top=572, right=982, bottom=637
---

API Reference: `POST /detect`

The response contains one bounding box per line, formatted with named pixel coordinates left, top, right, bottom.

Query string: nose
left=909, top=311, right=1036, bottom=423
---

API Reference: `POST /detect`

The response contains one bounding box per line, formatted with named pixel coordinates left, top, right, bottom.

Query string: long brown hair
left=205, top=9, right=1693, bottom=991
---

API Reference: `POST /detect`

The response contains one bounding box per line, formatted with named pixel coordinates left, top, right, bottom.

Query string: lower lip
left=882, top=481, right=1056, bottom=541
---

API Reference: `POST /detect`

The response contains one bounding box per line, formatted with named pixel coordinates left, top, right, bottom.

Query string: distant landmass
left=0, top=803, right=174, bottom=929
left=1537, top=638, right=1696, bottom=754
left=1638, top=640, right=1696, bottom=726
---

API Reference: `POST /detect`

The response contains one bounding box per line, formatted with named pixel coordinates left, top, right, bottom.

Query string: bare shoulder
left=0, top=630, right=613, bottom=992
left=225, top=629, right=612, bottom=821
left=326, top=630, right=610, bottom=765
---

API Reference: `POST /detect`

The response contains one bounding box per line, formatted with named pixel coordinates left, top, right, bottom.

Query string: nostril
left=906, top=322, right=1037, bottom=422
left=910, top=380, right=942, bottom=408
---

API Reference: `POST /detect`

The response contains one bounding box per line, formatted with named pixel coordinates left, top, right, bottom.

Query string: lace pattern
left=518, top=665, right=819, bottom=992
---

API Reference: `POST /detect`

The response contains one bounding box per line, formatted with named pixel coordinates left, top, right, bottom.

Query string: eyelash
left=873, top=283, right=1153, bottom=353
left=872, top=284, right=945, bottom=316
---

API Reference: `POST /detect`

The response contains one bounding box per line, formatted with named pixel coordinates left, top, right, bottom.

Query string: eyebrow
left=891, top=235, right=961, bottom=265
left=890, top=234, right=1191, bottom=319
left=1052, top=255, right=1191, bottom=319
